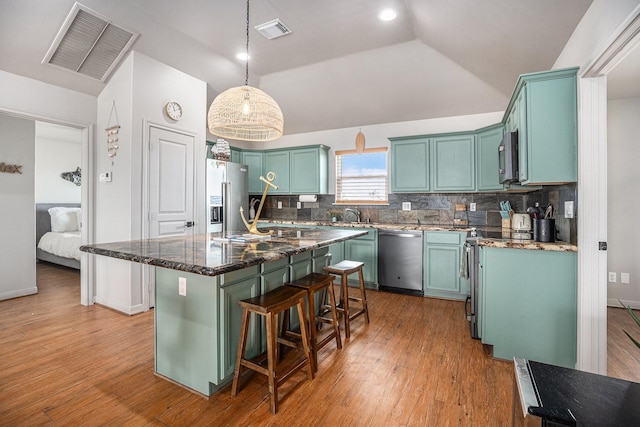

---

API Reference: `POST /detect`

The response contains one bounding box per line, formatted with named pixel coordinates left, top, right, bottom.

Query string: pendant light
left=207, top=0, right=284, bottom=142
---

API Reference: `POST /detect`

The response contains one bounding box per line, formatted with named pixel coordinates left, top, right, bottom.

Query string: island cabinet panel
left=476, top=124, right=505, bottom=191
left=390, top=137, right=430, bottom=192
left=155, top=268, right=220, bottom=396
left=344, top=228, right=378, bottom=289
left=264, top=151, right=290, bottom=194
left=480, top=247, right=577, bottom=368
left=290, top=146, right=329, bottom=194
left=242, top=151, right=264, bottom=194
left=219, top=274, right=261, bottom=380
left=430, top=134, right=476, bottom=192
left=423, top=231, right=469, bottom=300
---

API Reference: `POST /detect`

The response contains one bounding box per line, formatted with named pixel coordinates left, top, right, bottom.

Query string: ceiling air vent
left=255, top=19, right=292, bottom=40
left=42, top=3, right=138, bottom=81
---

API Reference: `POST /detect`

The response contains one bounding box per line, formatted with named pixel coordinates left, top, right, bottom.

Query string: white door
left=149, top=126, right=195, bottom=238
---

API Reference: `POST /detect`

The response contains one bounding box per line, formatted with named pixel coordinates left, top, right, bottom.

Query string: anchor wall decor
left=240, top=171, right=278, bottom=235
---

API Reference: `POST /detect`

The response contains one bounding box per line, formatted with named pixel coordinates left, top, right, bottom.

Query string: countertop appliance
left=378, top=229, right=423, bottom=296
left=206, top=159, right=248, bottom=235
left=512, top=213, right=532, bottom=231
left=499, top=131, right=519, bottom=184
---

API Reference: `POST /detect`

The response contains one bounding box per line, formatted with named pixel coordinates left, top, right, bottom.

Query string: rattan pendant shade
left=208, top=85, right=283, bottom=142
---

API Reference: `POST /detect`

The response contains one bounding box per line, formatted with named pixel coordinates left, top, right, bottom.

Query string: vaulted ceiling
left=0, top=0, right=595, bottom=135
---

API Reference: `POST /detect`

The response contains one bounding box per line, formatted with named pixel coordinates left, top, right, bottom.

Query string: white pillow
left=48, top=207, right=80, bottom=232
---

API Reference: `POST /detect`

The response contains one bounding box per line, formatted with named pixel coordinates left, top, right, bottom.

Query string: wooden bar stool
left=323, top=260, right=370, bottom=338
left=231, top=286, right=314, bottom=414
left=284, top=272, right=342, bottom=372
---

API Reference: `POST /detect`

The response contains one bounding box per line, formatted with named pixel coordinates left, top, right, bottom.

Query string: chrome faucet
left=344, top=208, right=361, bottom=223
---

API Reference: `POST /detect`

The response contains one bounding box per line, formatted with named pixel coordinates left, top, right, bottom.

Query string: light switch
left=179, top=277, right=187, bottom=296
left=470, top=203, right=476, bottom=212
left=277, top=201, right=283, bottom=209
left=99, top=171, right=112, bottom=182
left=621, top=273, right=630, bottom=284
left=608, top=272, right=616, bottom=283
left=565, top=201, right=574, bottom=219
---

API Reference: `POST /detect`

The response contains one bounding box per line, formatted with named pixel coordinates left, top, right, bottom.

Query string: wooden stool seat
left=231, top=286, right=314, bottom=414
left=323, top=260, right=370, bottom=338
left=284, top=273, right=341, bottom=372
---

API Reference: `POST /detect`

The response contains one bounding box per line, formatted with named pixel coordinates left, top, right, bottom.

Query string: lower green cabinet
left=219, top=275, right=261, bottom=379
left=343, top=228, right=378, bottom=289
left=423, top=231, right=469, bottom=300
left=480, top=247, right=577, bottom=368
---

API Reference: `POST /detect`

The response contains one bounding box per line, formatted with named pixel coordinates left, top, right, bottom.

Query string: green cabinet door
left=242, top=151, right=264, bottom=194
left=230, top=147, right=242, bottom=163
left=290, top=146, right=329, bottom=194
left=343, top=229, right=378, bottom=289
left=480, top=247, right=577, bottom=368
left=264, top=150, right=290, bottom=194
left=431, top=134, right=476, bottom=192
left=476, top=125, right=505, bottom=191
left=423, top=231, right=468, bottom=300
left=219, top=276, right=261, bottom=380
left=389, top=137, right=430, bottom=192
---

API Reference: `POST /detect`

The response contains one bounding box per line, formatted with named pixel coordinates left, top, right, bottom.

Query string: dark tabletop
left=80, top=226, right=367, bottom=276
left=528, top=360, right=640, bottom=426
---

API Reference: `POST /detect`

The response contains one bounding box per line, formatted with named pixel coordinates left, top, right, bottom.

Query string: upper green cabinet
left=264, top=150, right=290, bottom=194
left=505, top=67, right=578, bottom=185
left=233, top=145, right=329, bottom=195
left=431, top=134, right=475, bottom=192
left=389, top=136, right=430, bottom=192
left=476, top=124, right=505, bottom=191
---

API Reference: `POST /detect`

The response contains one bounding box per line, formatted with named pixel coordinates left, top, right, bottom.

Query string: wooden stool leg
left=358, top=268, right=370, bottom=324
left=341, top=273, right=351, bottom=339
left=305, top=291, right=318, bottom=372
left=327, top=279, right=342, bottom=350
left=231, top=308, right=251, bottom=396
left=296, top=298, right=314, bottom=380
left=266, top=311, right=278, bottom=414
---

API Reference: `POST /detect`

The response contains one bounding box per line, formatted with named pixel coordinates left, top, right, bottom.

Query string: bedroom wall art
left=0, top=162, right=23, bottom=174
left=60, top=166, right=81, bottom=186
left=105, top=100, right=120, bottom=163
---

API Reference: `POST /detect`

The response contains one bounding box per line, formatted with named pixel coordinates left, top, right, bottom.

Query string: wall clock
left=165, top=101, right=183, bottom=121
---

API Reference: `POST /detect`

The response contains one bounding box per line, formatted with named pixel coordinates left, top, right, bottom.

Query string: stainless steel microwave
left=499, top=131, right=519, bottom=184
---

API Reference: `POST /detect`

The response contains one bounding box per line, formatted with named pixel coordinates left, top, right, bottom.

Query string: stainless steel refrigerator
left=206, top=159, right=249, bottom=235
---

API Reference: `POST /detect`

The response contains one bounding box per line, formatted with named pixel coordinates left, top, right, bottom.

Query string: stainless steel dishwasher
left=378, top=229, right=423, bottom=296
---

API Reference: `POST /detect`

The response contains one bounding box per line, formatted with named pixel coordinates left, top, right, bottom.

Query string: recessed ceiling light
left=378, top=8, right=397, bottom=21
left=236, top=52, right=250, bottom=61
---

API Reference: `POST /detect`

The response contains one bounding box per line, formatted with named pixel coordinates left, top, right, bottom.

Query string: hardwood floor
left=1, top=263, right=516, bottom=426
left=607, top=305, right=640, bottom=383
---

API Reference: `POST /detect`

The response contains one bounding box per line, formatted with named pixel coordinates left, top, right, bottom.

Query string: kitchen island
left=80, top=226, right=367, bottom=396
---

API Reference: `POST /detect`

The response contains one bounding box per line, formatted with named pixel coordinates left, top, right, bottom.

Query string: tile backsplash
left=256, top=183, right=577, bottom=245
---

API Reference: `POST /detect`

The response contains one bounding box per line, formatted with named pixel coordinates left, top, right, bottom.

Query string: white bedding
left=37, top=231, right=82, bottom=261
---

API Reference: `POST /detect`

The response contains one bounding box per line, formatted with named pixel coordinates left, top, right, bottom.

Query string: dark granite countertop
left=80, top=227, right=367, bottom=276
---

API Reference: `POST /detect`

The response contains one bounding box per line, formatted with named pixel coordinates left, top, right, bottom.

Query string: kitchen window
left=335, top=147, right=388, bottom=204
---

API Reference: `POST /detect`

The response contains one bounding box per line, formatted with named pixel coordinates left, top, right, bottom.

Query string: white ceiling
left=0, top=0, right=597, bottom=135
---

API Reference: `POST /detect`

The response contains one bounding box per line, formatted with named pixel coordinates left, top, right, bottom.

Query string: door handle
left=185, top=221, right=195, bottom=228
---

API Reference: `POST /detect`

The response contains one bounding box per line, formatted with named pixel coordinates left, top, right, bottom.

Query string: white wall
left=241, top=111, right=504, bottom=194
left=94, top=51, right=207, bottom=314
left=607, top=96, right=640, bottom=308
left=0, top=115, right=36, bottom=300
left=35, top=122, right=82, bottom=203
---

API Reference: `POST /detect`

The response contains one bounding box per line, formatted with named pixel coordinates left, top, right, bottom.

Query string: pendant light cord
left=245, top=0, right=250, bottom=86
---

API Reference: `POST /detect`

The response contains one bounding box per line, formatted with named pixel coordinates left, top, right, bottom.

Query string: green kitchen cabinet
left=476, top=124, right=505, bottom=191
left=505, top=67, right=577, bottom=185
left=389, top=137, right=430, bottom=192
left=430, top=133, right=476, bottom=192
left=423, top=231, right=469, bottom=300
left=219, top=270, right=261, bottom=380
left=480, top=247, right=577, bottom=368
left=343, top=228, right=378, bottom=289
left=242, top=151, right=264, bottom=194
left=290, top=146, right=329, bottom=194
left=230, top=147, right=242, bottom=163
left=264, top=150, right=290, bottom=194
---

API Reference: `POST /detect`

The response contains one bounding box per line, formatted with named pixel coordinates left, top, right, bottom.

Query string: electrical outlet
left=621, top=273, right=630, bottom=284
left=296, top=201, right=302, bottom=209
left=565, top=201, right=574, bottom=219
left=178, top=277, right=187, bottom=296
left=608, top=272, right=617, bottom=283
left=277, top=201, right=282, bottom=209
left=402, top=202, right=411, bottom=211
left=470, top=203, right=476, bottom=212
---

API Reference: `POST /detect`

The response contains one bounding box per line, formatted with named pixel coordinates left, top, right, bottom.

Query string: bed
left=36, top=203, right=81, bottom=270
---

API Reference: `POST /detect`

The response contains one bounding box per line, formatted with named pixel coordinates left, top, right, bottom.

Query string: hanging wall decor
left=60, top=167, right=81, bottom=186
left=105, top=100, right=120, bottom=163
